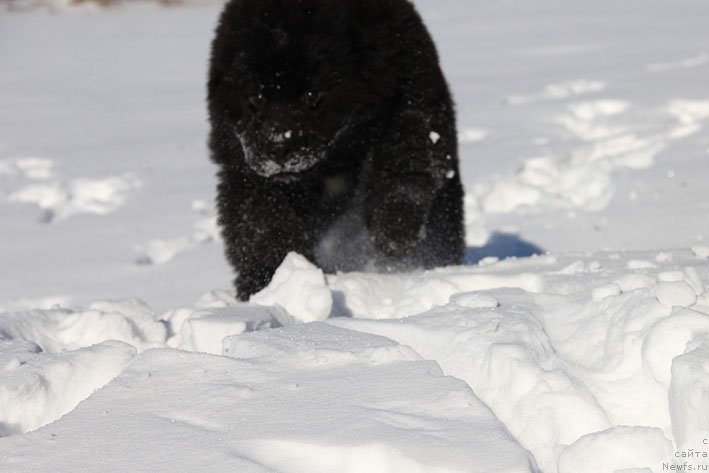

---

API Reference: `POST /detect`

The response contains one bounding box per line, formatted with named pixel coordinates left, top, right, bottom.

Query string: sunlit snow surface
left=1, top=1, right=709, bottom=472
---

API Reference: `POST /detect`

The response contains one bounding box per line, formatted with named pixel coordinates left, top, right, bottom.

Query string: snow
left=8, top=173, right=142, bottom=223
left=646, top=52, right=709, bottom=72
left=670, top=340, right=709, bottom=450
left=457, top=127, right=488, bottom=144
left=654, top=281, right=697, bottom=308
left=251, top=252, right=333, bottom=323
left=556, top=427, right=674, bottom=473
left=504, top=79, right=607, bottom=106
left=0, top=157, right=54, bottom=180
left=1, top=325, right=538, bottom=473
left=2, top=0, right=709, bottom=472
left=693, top=246, right=709, bottom=259
left=171, top=305, right=282, bottom=354
left=327, top=251, right=709, bottom=471
left=0, top=339, right=135, bottom=435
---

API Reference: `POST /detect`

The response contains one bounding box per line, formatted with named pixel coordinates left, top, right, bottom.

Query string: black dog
left=207, top=0, right=464, bottom=301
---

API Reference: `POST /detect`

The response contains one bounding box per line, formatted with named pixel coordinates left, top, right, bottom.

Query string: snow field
left=2, top=0, right=709, bottom=471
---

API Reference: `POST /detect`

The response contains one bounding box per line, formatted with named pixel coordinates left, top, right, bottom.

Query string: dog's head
left=208, top=0, right=393, bottom=181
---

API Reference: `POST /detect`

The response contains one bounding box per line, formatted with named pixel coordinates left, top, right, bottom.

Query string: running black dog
left=207, top=0, right=464, bottom=300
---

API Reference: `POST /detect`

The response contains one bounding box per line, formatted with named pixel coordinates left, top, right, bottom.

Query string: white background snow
left=1, top=0, right=709, bottom=472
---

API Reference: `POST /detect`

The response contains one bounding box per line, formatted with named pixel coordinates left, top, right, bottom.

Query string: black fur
left=207, top=0, right=465, bottom=301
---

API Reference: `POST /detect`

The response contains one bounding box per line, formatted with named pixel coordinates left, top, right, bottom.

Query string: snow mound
left=251, top=252, right=333, bottom=322
left=669, top=339, right=709, bottom=449
left=330, top=251, right=709, bottom=472
left=556, top=427, right=673, bottom=473
left=1, top=250, right=707, bottom=472
left=332, top=299, right=609, bottom=471
left=0, top=325, right=538, bottom=473
left=0, top=339, right=135, bottom=435
left=0, top=299, right=166, bottom=352
left=223, top=322, right=423, bottom=369
left=328, top=257, right=545, bottom=319
left=173, top=305, right=284, bottom=354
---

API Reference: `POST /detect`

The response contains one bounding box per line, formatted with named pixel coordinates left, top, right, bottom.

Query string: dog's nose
left=271, top=129, right=293, bottom=145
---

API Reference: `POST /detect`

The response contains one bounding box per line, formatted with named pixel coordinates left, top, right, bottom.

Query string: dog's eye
left=247, top=93, right=265, bottom=112
left=303, top=90, right=324, bottom=109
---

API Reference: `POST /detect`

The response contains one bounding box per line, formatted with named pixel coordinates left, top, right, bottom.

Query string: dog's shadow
left=465, top=232, right=544, bottom=265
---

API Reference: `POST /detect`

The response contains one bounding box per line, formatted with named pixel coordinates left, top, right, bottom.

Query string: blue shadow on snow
left=465, top=232, right=545, bottom=265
